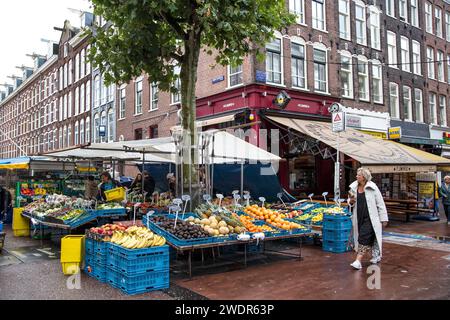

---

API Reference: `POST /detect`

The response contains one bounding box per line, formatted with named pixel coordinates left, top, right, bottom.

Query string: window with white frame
left=386, top=0, right=395, bottom=17
left=80, top=119, right=85, bottom=145
left=339, top=0, right=350, bottom=40
left=94, top=75, right=100, bottom=107
left=340, top=53, right=353, bottom=98
left=135, top=80, right=143, bottom=114
left=358, top=58, right=369, bottom=101
left=59, top=67, right=63, bottom=91
left=150, top=83, right=159, bottom=111
left=85, top=117, right=90, bottom=143
left=80, top=49, right=86, bottom=78
left=387, top=32, right=397, bottom=68
left=369, top=7, right=381, bottom=50
left=446, top=13, right=450, bottom=42
left=63, top=125, right=67, bottom=148
left=228, top=64, right=243, bottom=87
left=447, top=55, right=450, bottom=83
left=266, top=37, right=282, bottom=84
left=86, top=46, right=91, bottom=75
left=312, top=0, right=326, bottom=31
left=436, top=7, right=443, bottom=38
left=429, top=93, right=437, bottom=124
left=58, top=128, right=63, bottom=149
left=440, top=95, right=447, bottom=126
left=75, top=87, right=79, bottom=115
left=437, top=50, right=445, bottom=82
left=403, top=86, right=412, bottom=121
left=412, top=41, right=422, bottom=75
left=80, top=84, right=85, bottom=113
left=75, top=121, right=79, bottom=145
left=427, top=47, right=435, bottom=79
left=289, top=0, right=305, bottom=24
left=425, top=2, right=433, bottom=34
left=108, top=108, right=114, bottom=142
left=400, top=37, right=410, bottom=72
left=86, top=80, right=91, bottom=111
left=64, top=63, right=68, bottom=88
left=355, top=3, right=367, bottom=45
left=67, top=92, right=72, bottom=118
left=67, top=124, right=72, bottom=147
left=119, top=88, right=126, bottom=119
left=94, top=113, right=100, bottom=143
left=389, top=82, right=399, bottom=118
left=314, top=47, right=328, bottom=93
left=411, top=0, right=419, bottom=27
left=171, top=66, right=181, bottom=104
left=399, top=0, right=407, bottom=22
left=101, top=77, right=107, bottom=106
left=372, top=62, right=383, bottom=104
left=75, top=53, right=79, bottom=82
left=291, top=41, right=306, bottom=89
left=68, top=59, right=72, bottom=85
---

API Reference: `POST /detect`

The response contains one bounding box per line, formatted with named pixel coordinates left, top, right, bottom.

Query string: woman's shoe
left=370, top=256, right=381, bottom=264
left=350, top=260, right=362, bottom=270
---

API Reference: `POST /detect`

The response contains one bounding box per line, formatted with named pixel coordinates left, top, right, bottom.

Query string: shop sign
left=416, top=172, right=436, bottom=182
left=360, top=130, right=386, bottom=139
left=222, top=103, right=235, bottom=108
left=211, top=75, right=225, bottom=84
left=98, top=125, right=106, bottom=137
left=346, top=115, right=361, bottom=128
left=255, top=70, right=266, bottom=83
left=417, top=182, right=435, bottom=210
left=388, top=127, right=402, bottom=140
left=366, top=165, right=437, bottom=174
left=332, top=112, right=346, bottom=133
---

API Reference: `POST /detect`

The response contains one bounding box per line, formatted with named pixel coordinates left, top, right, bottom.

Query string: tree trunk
left=180, top=30, right=201, bottom=207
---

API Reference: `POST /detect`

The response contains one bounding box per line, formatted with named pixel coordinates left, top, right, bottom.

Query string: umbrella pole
left=241, top=160, right=244, bottom=199
left=142, top=151, right=145, bottom=201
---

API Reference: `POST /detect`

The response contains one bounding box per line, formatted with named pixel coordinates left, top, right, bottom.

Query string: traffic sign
left=332, top=112, right=346, bottom=132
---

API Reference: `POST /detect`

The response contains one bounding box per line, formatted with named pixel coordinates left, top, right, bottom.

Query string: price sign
left=203, top=194, right=211, bottom=202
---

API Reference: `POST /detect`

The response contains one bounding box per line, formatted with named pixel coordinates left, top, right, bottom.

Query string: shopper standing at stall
left=166, top=173, right=176, bottom=198
left=0, top=186, right=12, bottom=223
left=142, top=171, right=155, bottom=202
left=85, top=176, right=98, bottom=200
left=130, top=173, right=143, bottom=193
left=98, top=172, right=122, bottom=201
left=439, top=176, right=450, bottom=223
left=348, top=168, right=388, bottom=270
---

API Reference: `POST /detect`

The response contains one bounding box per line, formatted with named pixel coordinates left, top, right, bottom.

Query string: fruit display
left=59, top=209, right=88, bottom=221
left=97, top=202, right=124, bottom=210
left=195, top=204, right=246, bottom=229
left=110, top=226, right=166, bottom=249
left=186, top=215, right=246, bottom=236
left=244, top=205, right=306, bottom=231
left=295, top=213, right=313, bottom=221
left=156, top=217, right=211, bottom=240
left=90, top=224, right=128, bottom=237
left=232, top=213, right=274, bottom=233
left=311, top=213, right=323, bottom=223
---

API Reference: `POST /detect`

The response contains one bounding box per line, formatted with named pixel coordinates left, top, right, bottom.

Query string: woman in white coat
left=348, top=168, right=389, bottom=270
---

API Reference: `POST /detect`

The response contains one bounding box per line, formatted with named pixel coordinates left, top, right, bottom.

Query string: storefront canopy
left=268, top=116, right=450, bottom=173
left=0, top=156, right=77, bottom=171
left=0, top=157, right=33, bottom=170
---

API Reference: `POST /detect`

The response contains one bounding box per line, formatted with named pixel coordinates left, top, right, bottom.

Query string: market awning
left=0, top=157, right=31, bottom=170
left=170, top=114, right=236, bottom=132
left=268, top=116, right=450, bottom=173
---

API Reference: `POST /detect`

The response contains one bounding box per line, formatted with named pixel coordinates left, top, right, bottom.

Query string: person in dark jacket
left=130, top=173, right=143, bottom=193
left=142, top=171, right=155, bottom=201
left=0, top=186, right=12, bottom=223
left=98, top=171, right=122, bottom=202
left=439, top=176, right=450, bottom=223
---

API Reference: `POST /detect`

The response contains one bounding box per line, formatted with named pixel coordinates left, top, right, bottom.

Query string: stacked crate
left=322, top=214, right=353, bottom=254
left=84, top=238, right=108, bottom=282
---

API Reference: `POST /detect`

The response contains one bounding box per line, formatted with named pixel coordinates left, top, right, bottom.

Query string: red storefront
left=196, top=84, right=340, bottom=197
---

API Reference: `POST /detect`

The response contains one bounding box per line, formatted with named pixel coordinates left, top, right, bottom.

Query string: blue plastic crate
left=0, top=222, right=3, bottom=232
left=93, top=252, right=108, bottom=266
left=322, top=228, right=352, bottom=241
left=85, top=238, right=94, bottom=254
left=84, top=262, right=107, bottom=282
left=107, top=246, right=169, bottom=275
left=323, top=215, right=352, bottom=230
left=93, top=240, right=110, bottom=254
left=108, top=243, right=169, bottom=260
left=322, top=239, right=352, bottom=253
left=107, top=269, right=169, bottom=295
left=95, top=208, right=127, bottom=217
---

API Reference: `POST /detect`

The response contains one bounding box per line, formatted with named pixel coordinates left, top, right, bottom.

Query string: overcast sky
left=0, top=0, right=92, bottom=89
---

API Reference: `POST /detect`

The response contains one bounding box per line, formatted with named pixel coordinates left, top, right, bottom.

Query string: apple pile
left=89, top=224, right=127, bottom=237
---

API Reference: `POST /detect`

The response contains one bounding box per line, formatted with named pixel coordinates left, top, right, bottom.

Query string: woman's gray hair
left=357, top=167, right=372, bottom=182
left=444, top=176, right=450, bottom=180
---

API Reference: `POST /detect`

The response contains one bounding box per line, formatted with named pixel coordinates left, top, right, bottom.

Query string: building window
left=411, top=0, right=419, bottom=27
left=387, top=31, right=397, bottom=68
left=150, top=83, right=159, bottom=110
left=75, top=87, right=79, bottom=115
left=340, top=53, right=353, bottom=98
left=429, top=93, right=437, bottom=125
left=119, top=88, right=126, bottom=119
left=101, top=77, right=107, bottom=106
left=68, top=124, right=72, bottom=147
left=75, top=121, right=79, bottom=145
left=425, top=2, right=433, bottom=34
left=289, top=0, right=305, bottom=24
left=437, top=50, right=445, bottom=82
left=427, top=47, right=435, bottom=79
left=447, top=55, right=450, bottom=84
left=108, top=108, right=114, bottom=142
left=435, top=7, right=443, bottom=38
left=372, top=62, right=383, bottom=104
left=228, top=65, right=243, bottom=88
left=357, top=58, right=369, bottom=101
left=85, top=117, right=90, bottom=143
left=312, top=0, right=326, bottom=31
left=355, top=2, right=367, bottom=45
left=446, top=12, right=450, bottom=42
left=86, top=45, right=91, bottom=75
left=63, top=125, right=67, bottom=148
left=135, top=128, right=143, bottom=140
left=80, top=119, right=85, bottom=145
left=266, top=38, right=282, bottom=84
left=439, top=96, right=447, bottom=126
left=80, top=49, right=86, bottom=78
left=386, top=0, right=395, bottom=17
left=389, top=82, right=399, bottom=119
left=68, top=92, right=72, bottom=118
left=369, top=7, right=381, bottom=50
left=403, top=86, right=412, bottom=121
left=86, top=80, right=91, bottom=111
left=338, top=0, right=350, bottom=40
left=100, top=111, right=106, bottom=143
left=94, top=75, right=100, bottom=108
left=94, top=113, right=100, bottom=143
left=171, top=66, right=181, bottom=104
left=80, top=84, right=85, bottom=113
left=313, top=47, right=327, bottom=93
left=75, top=54, right=79, bottom=82
left=291, top=41, right=306, bottom=89
left=399, top=0, right=407, bottom=22
left=400, top=37, right=410, bottom=72
left=412, top=41, right=422, bottom=75
left=149, top=125, right=158, bottom=139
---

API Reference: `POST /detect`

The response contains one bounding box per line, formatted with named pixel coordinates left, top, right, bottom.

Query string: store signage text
left=388, top=127, right=402, bottom=140
left=297, top=103, right=310, bottom=109
left=212, top=75, right=225, bottom=84
left=346, top=115, right=362, bottom=128
left=255, top=70, right=266, bottom=83
left=222, top=103, right=235, bottom=108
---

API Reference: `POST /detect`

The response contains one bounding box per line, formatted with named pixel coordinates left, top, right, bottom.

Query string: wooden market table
left=383, top=198, right=433, bottom=222
left=168, top=232, right=314, bottom=279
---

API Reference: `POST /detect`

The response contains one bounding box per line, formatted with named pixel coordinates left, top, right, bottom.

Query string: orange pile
left=232, top=213, right=274, bottom=233
left=244, top=205, right=304, bottom=231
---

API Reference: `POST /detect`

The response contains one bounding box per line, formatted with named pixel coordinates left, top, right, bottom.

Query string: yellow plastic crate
left=61, top=262, right=81, bottom=275
left=104, top=187, right=125, bottom=202
left=13, top=208, right=30, bottom=237
left=61, top=235, right=85, bottom=263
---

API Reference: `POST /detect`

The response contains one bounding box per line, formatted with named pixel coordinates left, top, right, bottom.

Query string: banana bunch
left=110, top=227, right=166, bottom=249
left=297, top=213, right=312, bottom=221
left=312, top=213, right=323, bottom=223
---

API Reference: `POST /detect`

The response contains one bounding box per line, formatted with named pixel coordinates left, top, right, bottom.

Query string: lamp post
left=329, top=103, right=346, bottom=201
